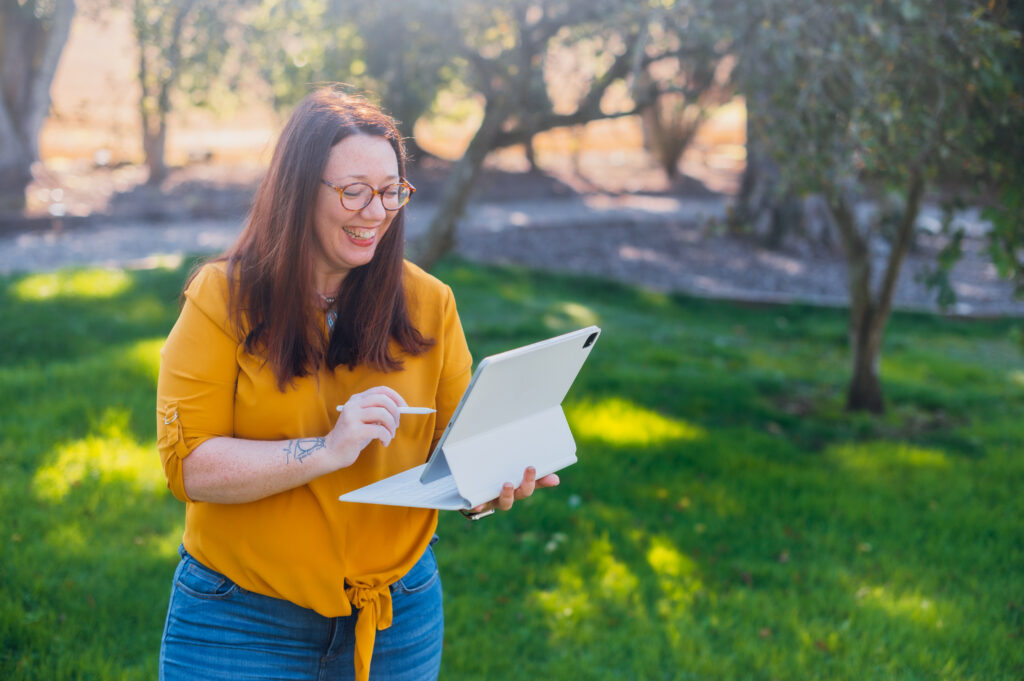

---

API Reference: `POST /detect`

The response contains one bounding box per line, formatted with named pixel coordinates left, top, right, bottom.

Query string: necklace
left=317, top=291, right=337, bottom=330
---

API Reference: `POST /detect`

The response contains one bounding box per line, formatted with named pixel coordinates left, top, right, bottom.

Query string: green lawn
left=1, top=257, right=1022, bottom=680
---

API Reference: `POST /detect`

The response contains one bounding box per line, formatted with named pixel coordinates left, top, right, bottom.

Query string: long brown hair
left=214, top=87, right=432, bottom=388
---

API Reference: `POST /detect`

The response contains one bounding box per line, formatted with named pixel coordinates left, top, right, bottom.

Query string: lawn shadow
left=1, top=262, right=196, bottom=678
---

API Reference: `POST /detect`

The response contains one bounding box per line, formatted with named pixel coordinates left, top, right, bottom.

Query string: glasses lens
left=340, top=183, right=373, bottom=210
left=381, top=183, right=412, bottom=210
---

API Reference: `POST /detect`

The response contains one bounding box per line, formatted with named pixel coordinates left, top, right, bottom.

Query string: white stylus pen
left=336, top=405, right=436, bottom=415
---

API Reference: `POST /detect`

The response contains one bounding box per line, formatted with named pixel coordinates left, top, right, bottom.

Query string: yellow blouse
left=156, top=260, right=472, bottom=681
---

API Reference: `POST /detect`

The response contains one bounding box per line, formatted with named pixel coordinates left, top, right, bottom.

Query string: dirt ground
left=3, top=147, right=1022, bottom=318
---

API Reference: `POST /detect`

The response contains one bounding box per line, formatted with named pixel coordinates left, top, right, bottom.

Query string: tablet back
left=425, top=325, right=601, bottom=506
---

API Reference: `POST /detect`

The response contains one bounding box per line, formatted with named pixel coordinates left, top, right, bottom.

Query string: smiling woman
left=154, top=87, right=555, bottom=681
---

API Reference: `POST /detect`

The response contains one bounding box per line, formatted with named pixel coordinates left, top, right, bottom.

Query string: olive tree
left=409, top=0, right=734, bottom=268
left=131, top=0, right=246, bottom=184
left=247, top=0, right=461, bottom=160
left=0, top=0, right=76, bottom=210
left=735, top=0, right=1019, bottom=412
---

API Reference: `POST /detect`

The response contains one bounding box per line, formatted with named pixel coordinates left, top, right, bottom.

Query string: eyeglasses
left=320, top=179, right=416, bottom=211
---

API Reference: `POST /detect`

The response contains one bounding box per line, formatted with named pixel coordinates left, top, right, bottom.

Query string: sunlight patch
left=533, top=538, right=639, bottom=633
left=13, top=269, right=132, bottom=301
left=566, top=398, right=704, bottom=446
left=854, top=583, right=949, bottom=628
left=830, top=441, right=951, bottom=473
left=647, top=536, right=704, bottom=615
left=590, top=538, right=639, bottom=601
left=32, top=408, right=163, bottom=502
left=126, top=338, right=165, bottom=383
left=1011, top=370, right=1024, bottom=388
left=544, top=302, right=600, bottom=330
left=534, top=567, right=593, bottom=626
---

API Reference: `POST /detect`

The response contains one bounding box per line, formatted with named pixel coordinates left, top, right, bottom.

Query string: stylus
left=335, top=405, right=436, bottom=415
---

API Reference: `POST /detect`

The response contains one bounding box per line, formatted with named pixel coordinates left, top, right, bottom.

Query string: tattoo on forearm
left=283, top=438, right=325, bottom=464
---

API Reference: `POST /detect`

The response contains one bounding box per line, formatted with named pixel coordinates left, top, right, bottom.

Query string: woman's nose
left=360, top=194, right=387, bottom=221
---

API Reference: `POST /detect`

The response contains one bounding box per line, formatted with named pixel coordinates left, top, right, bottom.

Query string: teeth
left=343, top=226, right=375, bottom=240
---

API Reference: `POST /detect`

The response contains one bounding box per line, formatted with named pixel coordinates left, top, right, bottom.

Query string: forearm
left=182, top=435, right=338, bottom=504
left=180, top=387, right=404, bottom=504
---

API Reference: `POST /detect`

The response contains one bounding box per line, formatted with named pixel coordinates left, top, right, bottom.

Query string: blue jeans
left=159, top=539, right=443, bottom=681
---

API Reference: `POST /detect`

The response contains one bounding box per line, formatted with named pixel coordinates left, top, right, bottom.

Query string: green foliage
left=131, top=0, right=249, bottom=123
left=1, top=258, right=1022, bottom=679
left=738, top=1, right=1016, bottom=196
left=246, top=0, right=462, bottom=147
left=978, top=3, right=1024, bottom=301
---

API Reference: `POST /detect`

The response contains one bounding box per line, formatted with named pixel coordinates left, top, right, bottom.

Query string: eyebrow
left=342, top=174, right=401, bottom=183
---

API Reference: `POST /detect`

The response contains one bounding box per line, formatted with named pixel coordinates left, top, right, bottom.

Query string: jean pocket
left=394, top=546, right=440, bottom=595
left=175, top=555, right=241, bottom=601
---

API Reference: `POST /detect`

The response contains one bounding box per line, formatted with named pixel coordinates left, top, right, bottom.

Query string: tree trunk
left=524, top=135, right=539, bottom=173
left=830, top=172, right=926, bottom=413
left=143, top=118, right=168, bottom=186
left=733, top=110, right=791, bottom=245
left=847, top=304, right=887, bottom=413
left=408, top=97, right=509, bottom=270
left=640, top=98, right=702, bottom=182
left=0, top=0, right=76, bottom=210
left=0, top=91, right=33, bottom=210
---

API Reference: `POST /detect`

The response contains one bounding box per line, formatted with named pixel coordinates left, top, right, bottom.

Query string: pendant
left=327, top=310, right=337, bottom=330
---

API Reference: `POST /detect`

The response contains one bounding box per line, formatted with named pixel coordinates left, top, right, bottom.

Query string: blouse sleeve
left=156, top=265, right=240, bottom=503
left=431, top=284, right=472, bottom=452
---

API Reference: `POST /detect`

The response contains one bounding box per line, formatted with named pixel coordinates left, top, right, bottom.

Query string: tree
left=0, top=0, right=76, bottom=210
left=247, top=0, right=461, bottom=161
left=735, top=1, right=1019, bottom=412
left=409, top=0, right=734, bottom=269
left=979, top=1, right=1024, bottom=301
left=131, top=0, right=244, bottom=184
left=638, top=8, right=733, bottom=181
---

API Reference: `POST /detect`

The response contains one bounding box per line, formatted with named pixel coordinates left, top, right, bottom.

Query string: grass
left=1, top=257, right=1022, bottom=680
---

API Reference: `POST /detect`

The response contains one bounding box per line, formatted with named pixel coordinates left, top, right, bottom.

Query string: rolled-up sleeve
left=156, top=265, right=240, bottom=502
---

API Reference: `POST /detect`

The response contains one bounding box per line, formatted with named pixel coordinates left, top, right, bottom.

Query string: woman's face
left=311, top=134, right=400, bottom=287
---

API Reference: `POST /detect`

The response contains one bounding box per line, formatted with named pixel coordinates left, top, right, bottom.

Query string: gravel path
left=2, top=194, right=1021, bottom=317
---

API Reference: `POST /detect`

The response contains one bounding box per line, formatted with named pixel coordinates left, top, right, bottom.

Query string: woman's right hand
left=327, top=387, right=407, bottom=468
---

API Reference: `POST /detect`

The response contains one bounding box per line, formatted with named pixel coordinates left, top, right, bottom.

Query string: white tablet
left=338, top=325, right=601, bottom=510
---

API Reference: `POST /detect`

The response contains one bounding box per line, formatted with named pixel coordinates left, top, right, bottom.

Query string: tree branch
left=876, top=169, right=925, bottom=320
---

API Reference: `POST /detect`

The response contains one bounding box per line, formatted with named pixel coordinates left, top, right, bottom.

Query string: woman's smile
left=342, top=225, right=378, bottom=243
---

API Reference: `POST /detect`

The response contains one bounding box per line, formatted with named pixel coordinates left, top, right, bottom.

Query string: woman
left=156, top=87, right=557, bottom=681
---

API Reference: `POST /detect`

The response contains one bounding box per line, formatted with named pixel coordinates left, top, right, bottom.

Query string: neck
left=314, top=271, right=347, bottom=302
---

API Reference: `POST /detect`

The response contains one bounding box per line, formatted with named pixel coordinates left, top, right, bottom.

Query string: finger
left=497, top=482, right=515, bottom=511
left=535, top=473, right=560, bottom=489
left=514, top=466, right=537, bottom=500
left=350, top=395, right=401, bottom=431
left=366, top=386, right=408, bottom=409
left=374, top=424, right=393, bottom=447
left=362, top=391, right=402, bottom=416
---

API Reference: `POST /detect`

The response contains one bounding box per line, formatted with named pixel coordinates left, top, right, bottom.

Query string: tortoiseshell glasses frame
left=320, top=179, right=416, bottom=211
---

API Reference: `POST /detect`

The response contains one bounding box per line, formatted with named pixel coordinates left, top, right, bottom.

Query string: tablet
left=338, top=325, right=601, bottom=509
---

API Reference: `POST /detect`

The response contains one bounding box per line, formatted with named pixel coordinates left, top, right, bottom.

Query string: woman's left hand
left=468, top=467, right=560, bottom=515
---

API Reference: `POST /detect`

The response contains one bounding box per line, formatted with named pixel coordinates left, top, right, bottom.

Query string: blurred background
left=1, top=1, right=1023, bottom=679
